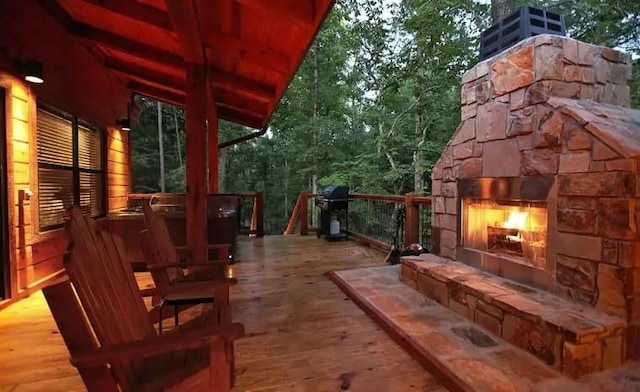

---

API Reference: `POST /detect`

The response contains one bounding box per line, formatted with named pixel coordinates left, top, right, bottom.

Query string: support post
left=404, top=193, right=419, bottom=246
left=185, top=64, right=208, bottom=264
left=207, top=86, right=219, bottom=194
left=300, top=191, right=308, bottom=236
left=255, top=192, right=264, bottom=238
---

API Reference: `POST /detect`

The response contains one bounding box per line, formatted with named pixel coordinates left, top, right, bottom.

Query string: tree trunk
left=413, top=91, right=424, bottom=193
left=157, top=101, right=166, bottom=192
left=173, top=107, right=183, bottom=166
left=311, top=48, right=319, bottom=194
left=491, top=0, right=516, bottom=23
left=218, top=147, right=227, bottom=193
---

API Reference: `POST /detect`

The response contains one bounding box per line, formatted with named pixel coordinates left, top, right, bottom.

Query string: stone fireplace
left=405, top=34, right=640, bottom=375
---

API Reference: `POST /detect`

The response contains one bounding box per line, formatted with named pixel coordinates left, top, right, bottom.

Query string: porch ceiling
left=36, top=0, right=334, bottom=129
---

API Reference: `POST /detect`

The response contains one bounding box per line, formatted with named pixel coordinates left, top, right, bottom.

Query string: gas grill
left=315, top=186, right=352, bottom=241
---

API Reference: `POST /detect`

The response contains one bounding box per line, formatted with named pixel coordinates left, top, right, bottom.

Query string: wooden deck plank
left=0, top=235, right=443, bottom=391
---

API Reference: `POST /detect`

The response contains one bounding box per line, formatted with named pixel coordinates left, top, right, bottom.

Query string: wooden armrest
left=147, top=260, right=228, bottom=271
left=154, top=279, right=238, bottom=297
left=70, top=322, right=244, bottom=367
left=139, top=287, right=158, bottom=297
left=174, top=243, right=231, bottom=251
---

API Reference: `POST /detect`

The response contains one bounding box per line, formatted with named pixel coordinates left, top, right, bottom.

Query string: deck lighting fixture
left=16, top=60, right=44, bottom=84
left=116, top=118, right=131, bottom=131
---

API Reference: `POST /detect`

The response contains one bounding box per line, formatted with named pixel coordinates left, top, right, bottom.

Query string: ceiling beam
left=233, top=0, right=315, bottom=28
left=74, top=21, right=285, bottom=78
left=218, top=101, right=264, bottom=122
left=79, top=0, right=171, bottom=30
left=214, top=88, right=268, bottom=116
left=164, top=0, right=204, bottom=63
left=129, top=81, right=185, bottom=106
left=35, top=0, right=75, bottom=30
left=205, top=32, right=290, bottom=75
left=217, top=106, right=263, bottom=129
left=72, top=23, right=184, bottom=68
left=129, top=82, right=264, bottom=128
left=211, top=68, right=274, bottom=101
left=106, top=53, right=274, bottom=103
left=105, top=57, right=185, bottom=91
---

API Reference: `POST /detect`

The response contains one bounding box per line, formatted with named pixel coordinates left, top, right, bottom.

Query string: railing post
left=256, top=192, right=264, bottom=238
left=300, top=191, right=308, bottom=236
left=404, top=193, right=419, bottom=245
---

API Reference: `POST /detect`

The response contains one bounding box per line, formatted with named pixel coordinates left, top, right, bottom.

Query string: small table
left=158, top=292, right=215, bottom=334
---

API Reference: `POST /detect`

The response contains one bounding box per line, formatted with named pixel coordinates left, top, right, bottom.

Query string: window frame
left=36, top=103, right=107, bottom=232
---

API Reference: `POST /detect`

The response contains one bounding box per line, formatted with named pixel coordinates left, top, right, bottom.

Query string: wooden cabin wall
left=107, top=128, right=131, bottom=212
left=0, top=1, right=131, bottom=306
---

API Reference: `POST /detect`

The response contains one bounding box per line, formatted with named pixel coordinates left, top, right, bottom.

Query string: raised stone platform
left=329, top=265, right=640, bottom=392
left=400, top=254, right=626, bottom=378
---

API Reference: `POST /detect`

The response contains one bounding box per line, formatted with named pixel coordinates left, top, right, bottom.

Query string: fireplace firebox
left=453, top=177, right=554, bottom=289
left=461, top=199, right=547, bottom=268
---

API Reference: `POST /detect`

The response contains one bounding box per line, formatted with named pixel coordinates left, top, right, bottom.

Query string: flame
left=502, top=210, right=529, bottom=230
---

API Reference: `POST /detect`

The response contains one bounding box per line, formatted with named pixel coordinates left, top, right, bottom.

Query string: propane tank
left=329, top=213, right=340, bottom=235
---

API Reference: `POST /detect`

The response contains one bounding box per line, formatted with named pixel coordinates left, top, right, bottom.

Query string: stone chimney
left=461, top=34, right=632, bottom=120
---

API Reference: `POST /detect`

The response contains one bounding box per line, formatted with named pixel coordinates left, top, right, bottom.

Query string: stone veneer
left=400, top=255, right=625, bottom=378
left=429, top=35, right=640, bottom=364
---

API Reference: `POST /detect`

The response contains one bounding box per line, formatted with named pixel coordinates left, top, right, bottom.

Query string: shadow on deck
left=0, top=235, right=445, bottom=392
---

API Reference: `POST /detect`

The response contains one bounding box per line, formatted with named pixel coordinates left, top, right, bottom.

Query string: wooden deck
left=0, top=235, right=445, bottom=391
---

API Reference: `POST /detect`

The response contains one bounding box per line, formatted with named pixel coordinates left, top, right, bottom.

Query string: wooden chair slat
left=140, top=229, right=173, bottom=294
left=49, top=207, right=242, bottom=391
left=143, top=203, right=183, bottom=280
left=42, top=281, right=119, bottom=392
left=142, top=203, right=229, bottom=284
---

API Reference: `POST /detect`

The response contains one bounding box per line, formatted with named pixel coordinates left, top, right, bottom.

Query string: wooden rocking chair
left=42, top=207, right=244, bottom=391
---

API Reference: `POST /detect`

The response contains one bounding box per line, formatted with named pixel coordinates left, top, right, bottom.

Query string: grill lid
left=319, top=186, right=350, bottom=200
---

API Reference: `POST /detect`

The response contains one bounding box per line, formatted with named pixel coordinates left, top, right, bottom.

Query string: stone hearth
left=427, top=34, right=640, bottom=371
left=400, top=255, right=625, bottom=378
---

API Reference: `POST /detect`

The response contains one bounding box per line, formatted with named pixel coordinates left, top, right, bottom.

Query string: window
left=37, top=106, right=105, bottom=231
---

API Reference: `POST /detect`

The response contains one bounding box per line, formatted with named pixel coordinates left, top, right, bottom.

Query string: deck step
left=328, top=265, right=639, bottom=392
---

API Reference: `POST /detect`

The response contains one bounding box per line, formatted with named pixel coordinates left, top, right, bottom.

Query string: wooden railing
left=236, top=192, right=264, bottom=237
left=285, top=191, right=432, bottom=250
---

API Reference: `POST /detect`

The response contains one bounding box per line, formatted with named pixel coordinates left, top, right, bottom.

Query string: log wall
left=0, top=1, right=131, bottom=308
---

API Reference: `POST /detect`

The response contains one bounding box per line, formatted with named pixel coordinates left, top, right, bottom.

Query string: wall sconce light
left=116, top=118, right=131, bottom=131
left=15, top=59, right=44, bottom=84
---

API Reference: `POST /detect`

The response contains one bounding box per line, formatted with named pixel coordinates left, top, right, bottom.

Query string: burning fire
left=502, top=210, right=529, bottom=243
left=502, top=210, right=529, bottom=230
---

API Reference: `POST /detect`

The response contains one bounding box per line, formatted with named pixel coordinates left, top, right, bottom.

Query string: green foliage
left=129, top=0, right=640, bottom=233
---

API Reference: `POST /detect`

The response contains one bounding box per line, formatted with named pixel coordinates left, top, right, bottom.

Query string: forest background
left=130, top=0, right=640, bottom=235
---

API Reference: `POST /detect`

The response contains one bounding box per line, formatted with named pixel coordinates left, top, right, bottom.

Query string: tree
left=128, top=0, right=638, bottom=234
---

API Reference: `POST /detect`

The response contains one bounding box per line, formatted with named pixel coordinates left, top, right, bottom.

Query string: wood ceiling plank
left=77, top=0, right=171, bottom=30
left=35, top=0, right=75, bottom=30
left=205, top=32, right=290, bottom=75
left=129, top=82, right=263, bottom=129
left=72, top=22, right=184, bottom=67
left=234, top=0, right=315, bottom=28
left=214, top=88, right=268, bottom=116
left=211, top=68, right=274, bottom=101
left=105, top=57, right=184, bottom=91
left=129, top=81, right=185, bottom=106
left=217, top=107, right=263, bottom=129
left=164, top=0, right=204, bottom=63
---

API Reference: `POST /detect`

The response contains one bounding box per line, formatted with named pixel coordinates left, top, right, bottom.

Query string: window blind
left=37, top=107, right=105, bottom=230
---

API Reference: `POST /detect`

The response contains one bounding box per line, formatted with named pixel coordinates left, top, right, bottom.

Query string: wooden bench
left=43, top=207, right=244, bottom=391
